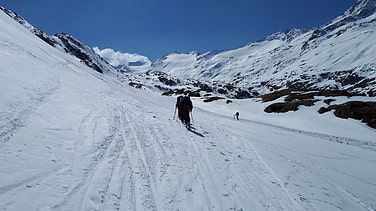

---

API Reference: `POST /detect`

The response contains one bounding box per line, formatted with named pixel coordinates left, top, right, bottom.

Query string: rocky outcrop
left=319, top=101, right=376, bottom=129
left=1, top=7, right=114, bottom=75
left=150, top=0, right=376, bottom=97
left=262, top=89, right=375, bottom=129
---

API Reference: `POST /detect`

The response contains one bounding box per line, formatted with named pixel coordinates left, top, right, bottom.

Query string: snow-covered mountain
left=0, top=5, right=251, bottom=100
left=1, top=2, right=376, bottom=211
left=2, top=0, right=375, bottom=99
left=151, top=0, right=376, bottom=97
left=0, top=6, right=116, bottom=75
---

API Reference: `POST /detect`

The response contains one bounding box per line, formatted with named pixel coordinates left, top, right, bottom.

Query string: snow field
left=1, top=7, right=376, bottom=211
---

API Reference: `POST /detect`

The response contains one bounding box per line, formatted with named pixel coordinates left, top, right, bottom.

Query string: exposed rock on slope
left=262, top=89, right=376, bottom=129
left=150, top=0, right=376, bottom=97
left=0, top=6, right=115, bottom=74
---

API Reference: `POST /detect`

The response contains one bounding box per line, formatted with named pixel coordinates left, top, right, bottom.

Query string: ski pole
left=173, top=107, right=177, bottom=119
left=190, top=110, right=194, bottom=126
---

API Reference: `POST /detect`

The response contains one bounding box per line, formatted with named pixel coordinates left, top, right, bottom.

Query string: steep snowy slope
left=1, top=3, right=376, bottom=211
left=0, top=6, right=116, bottom=75
left=152, top=0, right=376, bottom=97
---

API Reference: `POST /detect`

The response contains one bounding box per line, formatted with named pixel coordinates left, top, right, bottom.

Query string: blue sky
left=2, top=0, right=357, bottom=61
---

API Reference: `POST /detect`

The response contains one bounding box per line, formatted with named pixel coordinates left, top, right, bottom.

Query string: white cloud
left=93, top=47, right=151, bottom=67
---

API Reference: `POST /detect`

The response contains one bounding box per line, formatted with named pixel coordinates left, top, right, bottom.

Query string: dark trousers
left=178, top=109, right=190, bottom=125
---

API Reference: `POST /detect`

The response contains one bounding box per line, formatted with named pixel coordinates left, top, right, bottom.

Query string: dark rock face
left=261, top=89, right=359, bottom=103
left=319, top=101, right=376, bottom=129
left=31, top=28, right=58, bottom=47
left=347, top=0, right=376, bottom=20
left=324, top=99, right=336, bottom=105
left=280, top=70, right=376, bottom=97
left=56, top=33, right=104, bottom=74
left=158, top=76, right=177, bottom=86
left=263, top=89, right=327, bottom=113
left=235, top=90, right=251, bottom=99
left=203, top=97, right=225, bottom=103
left=128, top=82, right=143, bottom=89
left=262, top=89, right=376, bottom=129
left=264, top=100, right=318, bottom=113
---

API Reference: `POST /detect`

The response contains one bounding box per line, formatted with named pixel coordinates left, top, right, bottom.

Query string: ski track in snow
left=67, top=92, right=301, bottom=210
left=192, top=106, right=376, bottom=211
left=1, top=85, right=375, bottom=210
left=1, top=86, right=375, bottom=210
left=0, top=80, right=374, bottom=210
left=1, top=7, right=376, bottom=210
left=185, top=119, right=299, bottom=210
left=200, top=108, right=376, bottom=152
left=227, top=120, right=376, bottom=211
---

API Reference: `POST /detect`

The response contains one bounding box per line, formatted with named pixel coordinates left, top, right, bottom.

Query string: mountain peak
left=151, top=0, right=376, bottom=97
left=260, top=28, right=311, bottom=43
left=345, top=0, right=376, bottom=19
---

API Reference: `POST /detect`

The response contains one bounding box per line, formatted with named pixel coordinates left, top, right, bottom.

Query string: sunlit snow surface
left=1, top=7, right=376, bottom=211
left=152, top=7, right=376, bottom=96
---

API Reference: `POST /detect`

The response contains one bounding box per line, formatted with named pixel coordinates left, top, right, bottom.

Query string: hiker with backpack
left=175, top=95, right=193, bottom=128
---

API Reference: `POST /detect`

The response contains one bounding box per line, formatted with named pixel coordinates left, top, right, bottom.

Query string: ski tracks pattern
left=85, top=98, right=305, bottom=211
left=187, top=118, right=302, bottom=211
left=115, top=100, right=198, bottom=211
left=3, top=87, right=358, bottom=210
left=51, top=106, right=127, bottom=211
left=44, top=95, right=198, bottom=211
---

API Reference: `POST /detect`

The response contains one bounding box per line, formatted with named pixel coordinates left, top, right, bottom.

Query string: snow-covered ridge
left=2, top=0, right=375, bottom=99
left=0, top=6, right=116, bottom=75
left=54, top=33, right=116, bottom=74
left=0, top=6, right=34, bottom=30
left=150, top=0, right=376, bottom=97
left=345, top=0, right=376, bottom=19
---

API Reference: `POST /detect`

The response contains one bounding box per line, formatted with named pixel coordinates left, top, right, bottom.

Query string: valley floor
left=1, top=7, right=376, bottom=210
left=1, top=76, right=375, bottom=211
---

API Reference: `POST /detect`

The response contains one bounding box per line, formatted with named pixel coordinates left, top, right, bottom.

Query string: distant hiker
left=234, top=112, right=239, bottom=120
left=176, top=95, right=193, bottom=128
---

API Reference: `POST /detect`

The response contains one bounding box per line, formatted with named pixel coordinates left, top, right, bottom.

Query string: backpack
left=176, top=96, right=192, bottom=110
